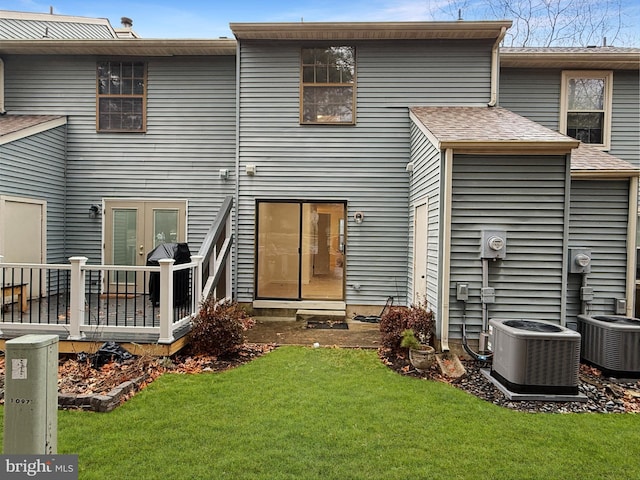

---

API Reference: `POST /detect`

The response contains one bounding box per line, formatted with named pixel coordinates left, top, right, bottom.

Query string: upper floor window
left=301, top=46, right=355, bottom=125
left=560, top=71, right=613, bottom=150
left=97, top=61, right=146, bottom=132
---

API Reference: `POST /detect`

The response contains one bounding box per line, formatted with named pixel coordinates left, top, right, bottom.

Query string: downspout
left=0, top=58, right=6, bottom=114
left=439, top=148, right=454, bottom=351
left=487, top=27, right=507, bottom=107
left=626, top=176, right=638, bottom=316
left=233, top=41, right=241, bottom=300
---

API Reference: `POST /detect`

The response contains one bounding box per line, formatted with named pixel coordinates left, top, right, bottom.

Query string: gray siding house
left=0, top=10, right=638, bottom=352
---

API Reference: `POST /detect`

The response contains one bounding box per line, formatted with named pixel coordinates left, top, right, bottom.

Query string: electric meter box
left=481, top=230, right=507, bottom=259
left=3, top=334, right=58, bottom=454
left=569, top=247, right=592, bottom=274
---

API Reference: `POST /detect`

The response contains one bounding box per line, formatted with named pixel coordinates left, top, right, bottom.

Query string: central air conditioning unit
left=489, top=319, right=581, bottom=395
left=577, top=315, right=640, bottom=377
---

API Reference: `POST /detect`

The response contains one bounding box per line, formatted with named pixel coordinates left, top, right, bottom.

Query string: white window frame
left=560, top=70, right=613, bottom=150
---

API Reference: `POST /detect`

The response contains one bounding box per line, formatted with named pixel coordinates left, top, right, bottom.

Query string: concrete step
left=295, top=309, right=346, bottom=322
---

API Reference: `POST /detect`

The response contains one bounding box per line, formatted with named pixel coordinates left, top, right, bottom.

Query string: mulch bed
left=0, top=343, right=277, bottom=412
left=378, top=347, right=640, bottom=413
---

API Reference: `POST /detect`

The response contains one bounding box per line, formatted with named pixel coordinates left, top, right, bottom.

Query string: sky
left=2, top=0, right=640, bottom=44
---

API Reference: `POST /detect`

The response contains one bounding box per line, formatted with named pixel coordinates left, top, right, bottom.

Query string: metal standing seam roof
left=0, top=10, right=118, bottom=39
left=409, top=106, right=638, bottom=176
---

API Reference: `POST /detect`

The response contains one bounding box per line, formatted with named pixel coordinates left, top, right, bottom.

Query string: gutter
left=488, top=27, right=507, bottom=107
left=0, top=58, right=5, bottom=114
left=439, top=148, right=454, bottom=351
left=233, top=41, right=241, bottom=300
left=627, top=176, right=638, bottom=317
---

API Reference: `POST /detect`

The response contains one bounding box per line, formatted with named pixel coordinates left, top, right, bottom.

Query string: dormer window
left=301, top=46, right=356, bottom=125
left=97, top=61, right=147, bottom=132
left=560, top=71, right=612, bottom=150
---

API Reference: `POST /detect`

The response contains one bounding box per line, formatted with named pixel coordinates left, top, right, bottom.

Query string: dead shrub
left=189, top=299, right=255, bottom=357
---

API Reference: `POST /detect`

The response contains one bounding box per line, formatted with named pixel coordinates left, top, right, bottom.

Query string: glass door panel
left=112, top=208, right=138, bottom=284
left=256, top=201, right=345, bottom=301
left=153, top=209, right=179, bottom=247
left=256, top=202, right=300, bottom=299
left=301, top=203, right=344, bottom=300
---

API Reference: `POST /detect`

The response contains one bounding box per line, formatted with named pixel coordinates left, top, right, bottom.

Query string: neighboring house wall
left=0, top=126, right=67, bottom=262
left=408, top=122, right=441, bottom=319
left=236, top=39, right=494, bottom=306
left=500, top=67, right=640, bottom=168
left=568, top=179, right=630, bottom=323
left=3, top=54, right=237, bottom=261
left=610, top=70, right=640, bottom=165
left=448, top=154, right=569, bottom=338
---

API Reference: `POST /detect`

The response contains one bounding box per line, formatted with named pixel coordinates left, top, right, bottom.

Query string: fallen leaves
left=0, top=343, right=277, bottom=405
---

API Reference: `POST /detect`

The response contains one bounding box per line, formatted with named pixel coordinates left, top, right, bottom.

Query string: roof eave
left=500, top=52, right=640, bottom=70
left=230, top=21, right=513, bottom=41
left=571, top=169, right=640, bottom=179
left=441, top=140, right=579, bottom=155
left=0, top=39, right=238, bottom=56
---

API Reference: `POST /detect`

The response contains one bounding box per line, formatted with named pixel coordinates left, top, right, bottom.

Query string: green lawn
left=2, top=346, right=639, bottom=479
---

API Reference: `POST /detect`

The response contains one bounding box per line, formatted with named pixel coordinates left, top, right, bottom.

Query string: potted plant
left=401, top=328, right=435, bottom=372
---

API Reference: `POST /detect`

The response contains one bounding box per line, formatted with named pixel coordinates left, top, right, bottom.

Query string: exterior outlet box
left=580, top=287, right=594, bottom=302
left=615, top=298, right=627, bottom=315
left=481, top=287, right=495, bottom=304
left=481, top=230, right=507, bottom=259
left=456, top=283, right=469, bottom=302
left=3, top=334, right=58, bottom=454
left=569, top=247, right=591, bottom=274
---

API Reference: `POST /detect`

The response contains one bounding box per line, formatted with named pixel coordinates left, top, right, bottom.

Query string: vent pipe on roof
left=49, top=6, right=53, bottom=14
left=121, top=17, right=133, bottom=28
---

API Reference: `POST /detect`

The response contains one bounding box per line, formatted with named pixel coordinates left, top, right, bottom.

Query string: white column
left=158, top=258, right=175, bottom=343
left=191, top=255, right=204, bottom=309
left=68, top=256, right=87, bottom=340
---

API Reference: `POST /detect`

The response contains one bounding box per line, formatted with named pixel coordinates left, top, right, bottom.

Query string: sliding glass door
left=256, top=201, right=345, bottom=300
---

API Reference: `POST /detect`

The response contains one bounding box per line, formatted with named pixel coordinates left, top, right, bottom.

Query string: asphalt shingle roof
left=410, top=106, right=638, bottom=176
left=0, top=115, right=65, bottom=138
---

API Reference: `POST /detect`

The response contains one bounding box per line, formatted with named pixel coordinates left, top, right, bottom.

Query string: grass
left=2, top=346, right=640, bottom=479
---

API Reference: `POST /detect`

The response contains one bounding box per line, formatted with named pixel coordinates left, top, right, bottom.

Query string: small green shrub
left=189, top=299, right=255, bottom=357
left=400, top=329, right=421, bottom=350
left=379, top=303, right=434, bottom=355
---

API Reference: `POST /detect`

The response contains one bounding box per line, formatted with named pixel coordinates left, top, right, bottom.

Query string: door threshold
left=253, top=300, right=346, bottom=310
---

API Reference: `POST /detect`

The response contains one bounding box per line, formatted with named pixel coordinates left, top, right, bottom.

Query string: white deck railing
left=0, top=256, right=202, bottom=343
left=0, top=197, right=234, bottom=344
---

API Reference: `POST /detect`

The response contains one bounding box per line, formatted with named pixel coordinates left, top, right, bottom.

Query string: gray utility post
left=3, top=334, right=58, bottom=454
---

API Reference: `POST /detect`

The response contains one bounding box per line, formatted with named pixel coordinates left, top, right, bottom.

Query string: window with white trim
left=97, top=61, right=146, bottom=132
left=301, top=46, right=355, bottom=124
left=560, top=71, right=613, bottom=149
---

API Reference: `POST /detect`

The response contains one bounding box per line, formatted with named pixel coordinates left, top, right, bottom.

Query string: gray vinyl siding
left=448, top=155, right=568, bottom=339
left=500, top=67, right=640, bottom=167
left=610, top=70, right=640, bottom=167
left=567, top=179, right=630, bottom=324
left=0, top=126, right=67, bottom=262
left=408, top=122, right=441, bottom=319
left=4, top=54, right=237, bottom=262
left=236, top=39, right=493, bottom=305
left=499, top=68, right=560, bottom=130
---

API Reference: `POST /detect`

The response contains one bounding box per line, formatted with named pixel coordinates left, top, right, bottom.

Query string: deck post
left=225, top=213, right=233, bottom=300
left=158, top=258, right=175, bottom=343
left=68, top=256, right=88, bottom=340
left=191, top=255, right=204, bottom=308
